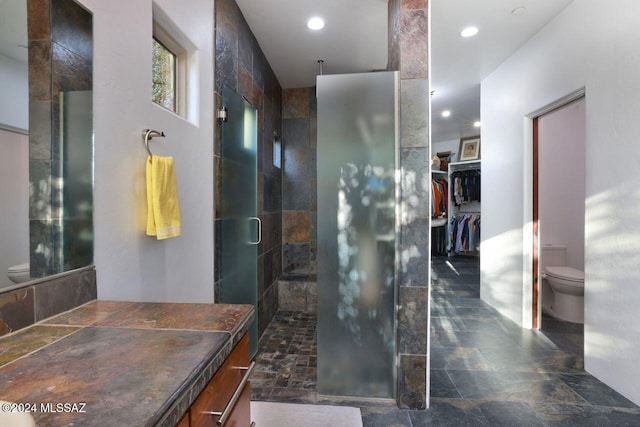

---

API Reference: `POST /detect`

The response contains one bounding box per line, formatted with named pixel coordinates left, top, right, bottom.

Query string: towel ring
left=142, top=129, right=165, bottom=156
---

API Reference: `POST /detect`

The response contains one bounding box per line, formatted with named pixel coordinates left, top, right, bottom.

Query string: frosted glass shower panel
left=317, top=72, right=398, bottom=398
left=61, top=90, right=94, bottom=271
left=219, top=86, right=258, bottom=357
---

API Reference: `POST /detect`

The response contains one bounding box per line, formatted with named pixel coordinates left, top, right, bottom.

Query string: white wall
left=78, top=0, right=214, bottom=302
left=539, top=97, right=585, bottom=270
left=0, top=54, right=28, bottom=132
left=481, top=0, right=640, bottom=405
left=0, top=129, right=29, bottom=287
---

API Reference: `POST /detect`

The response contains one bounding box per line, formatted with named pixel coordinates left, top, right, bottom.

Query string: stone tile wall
left=278, top=2, right=431, bottom=405
left=281, top=88, right=317, bottom=279
left=390, top=0, right=431, bottom=410
left=214, top=0, right=429, bottom=408
left=214, top=0, right=283, bottom=339
left=0, top=268, right=97, bottom=336
left=277, top=280, right=317, bottom=313
left=278, top=87, right=317, bottom=315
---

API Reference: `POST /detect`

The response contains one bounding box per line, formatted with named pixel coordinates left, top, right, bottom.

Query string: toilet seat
left=545, top=266, right=584, bottom=283
left=8, top=263, right=30, bottom=274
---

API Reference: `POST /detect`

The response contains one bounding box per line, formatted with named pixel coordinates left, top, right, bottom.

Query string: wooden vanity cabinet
left=176, top=411, right=190, bottom=427
left=185, top=333, right=251, bottom=427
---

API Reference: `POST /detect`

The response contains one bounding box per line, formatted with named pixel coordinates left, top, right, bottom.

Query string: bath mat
left=250, top=401, right=363, bottom=427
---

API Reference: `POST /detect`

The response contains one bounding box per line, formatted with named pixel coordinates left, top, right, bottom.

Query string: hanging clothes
left=431, top=178, right=448, bottom=218
left=449, top=213, right=480, bottom=254
left=431, top=177, right=449, bottom=256
left=451, top=169, right=481, bottom=206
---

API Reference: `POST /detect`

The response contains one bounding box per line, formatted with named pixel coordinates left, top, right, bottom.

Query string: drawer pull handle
left=202, top=361, right=255, bottom=426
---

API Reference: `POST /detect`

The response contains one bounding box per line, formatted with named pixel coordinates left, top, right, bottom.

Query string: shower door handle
left=249, top=217, right=262, bottom=245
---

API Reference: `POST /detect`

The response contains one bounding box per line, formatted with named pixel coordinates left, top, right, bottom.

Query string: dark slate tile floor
left=250, top=311, right=318, bottom=403
left=251, top=256, right=640, bottom=426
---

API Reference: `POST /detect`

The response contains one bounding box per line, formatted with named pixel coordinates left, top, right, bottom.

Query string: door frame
left=527, top=88, right=585, bottom=329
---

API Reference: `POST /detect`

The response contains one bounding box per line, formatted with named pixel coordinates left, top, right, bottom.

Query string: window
left=273, top=134, right=282, bottom=168
left=151, top=9, right=192, bottom=119
left=152, top=38, right=176, bottom=111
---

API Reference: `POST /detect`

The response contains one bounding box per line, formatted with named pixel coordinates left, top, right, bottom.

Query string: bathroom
left=0, top=0, right=430, bottom=419
left=2, top=0, right=640, bottom=423
left=537, top=96, right=586, bottom=327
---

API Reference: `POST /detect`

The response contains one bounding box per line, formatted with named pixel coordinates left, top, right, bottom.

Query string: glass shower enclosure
left=317, top=71, right=399, bottom=399
left=219, top=86, right=259, bottom=358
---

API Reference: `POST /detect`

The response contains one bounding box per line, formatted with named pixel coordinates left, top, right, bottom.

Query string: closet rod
left=450, top=161, right=481, bottom=171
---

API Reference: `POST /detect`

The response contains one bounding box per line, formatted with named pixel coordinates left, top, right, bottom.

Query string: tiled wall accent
left=281, top=88, right=317, bottom=279
left=0, top=268, right=97, bottom=337
left=390, top=0, right=431, bottom=410
left=277, top=280, right=317, bottom=313
left=214, top=0, right=283, bottom=339
left=27, top=0, right=93, bottom=278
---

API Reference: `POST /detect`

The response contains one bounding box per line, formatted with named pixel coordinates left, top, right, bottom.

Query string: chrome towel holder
left=142, top=129, right=165, bottom=156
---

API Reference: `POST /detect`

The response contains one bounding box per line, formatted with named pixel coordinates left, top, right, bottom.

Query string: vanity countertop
left=0, top=300, right=254, bottom=426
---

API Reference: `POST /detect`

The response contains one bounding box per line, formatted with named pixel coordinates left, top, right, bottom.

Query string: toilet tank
left=540, top=245, right=567, bottom=269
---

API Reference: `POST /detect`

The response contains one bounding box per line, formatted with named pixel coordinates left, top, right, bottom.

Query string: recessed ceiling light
left=307, top=17, right=325, bottom=30
left=474, top=121, right=481, bottom=127
left=442, top=110, right=451, bottom=118
left=460, top=26, right=479, bottom=38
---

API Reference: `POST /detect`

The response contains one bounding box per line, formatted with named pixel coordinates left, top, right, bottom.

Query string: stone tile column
left=390, top=0, right=431, bottom=409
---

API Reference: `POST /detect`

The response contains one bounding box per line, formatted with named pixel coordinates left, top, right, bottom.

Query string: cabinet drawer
left=221, top=383, right=251, bottom=427
left=189, top=334, right=249, bottom=427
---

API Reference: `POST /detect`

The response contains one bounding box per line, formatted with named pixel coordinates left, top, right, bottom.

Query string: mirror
left=0, top=0, right=93, bottom=289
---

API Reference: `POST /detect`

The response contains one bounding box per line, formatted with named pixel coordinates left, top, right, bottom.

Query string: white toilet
left=540, top=245, right=584, bottom=323
left=7, top=262, right=31, bottom=284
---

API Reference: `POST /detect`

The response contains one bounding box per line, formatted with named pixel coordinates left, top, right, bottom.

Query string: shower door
left=219, top=86, right=259, bottom=357
left=61, top=90, right=94, bottom=271
left=317, top=71, right=399, bottom=398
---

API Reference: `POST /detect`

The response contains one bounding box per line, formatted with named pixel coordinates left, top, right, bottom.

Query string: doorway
left=532, top=96, right=585, bottom=356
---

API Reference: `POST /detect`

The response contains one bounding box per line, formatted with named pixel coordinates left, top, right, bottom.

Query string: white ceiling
left=1, top=0, right=575, bottom=142
left=237, top=0, right=575, bottom=143
left=430, top=0, right=574, bottom=142
left=235, top=0, right=389, bottom=89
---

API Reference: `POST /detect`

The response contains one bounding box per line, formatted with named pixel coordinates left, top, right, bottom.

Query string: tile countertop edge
left=230, top=306, right=256, bottom=346
left=153, top=306, right=255, bottom=426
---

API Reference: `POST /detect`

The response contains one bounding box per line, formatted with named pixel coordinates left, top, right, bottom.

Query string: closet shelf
left=449, top=160, right=481, bottom=167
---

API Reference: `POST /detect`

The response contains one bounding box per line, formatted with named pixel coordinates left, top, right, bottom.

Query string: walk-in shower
left=317, top=71, right=399, bottom=399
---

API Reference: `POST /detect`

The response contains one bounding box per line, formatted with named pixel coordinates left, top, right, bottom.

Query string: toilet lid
left=545, top=266, right=584, bottom=282
left=8, top=263, right=30, bottom=274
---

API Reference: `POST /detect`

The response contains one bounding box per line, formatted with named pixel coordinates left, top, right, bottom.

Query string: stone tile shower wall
left=214, top=0, right=430, bottom=409
left=390, top=0, right=431, bottom=410
left=214, top=0, right=283, bottom=339
left=277, top=2, right=431, bottom=405
left=28, top=0, right=93, bottom=277
left=279, top=88, right=317, bottom=313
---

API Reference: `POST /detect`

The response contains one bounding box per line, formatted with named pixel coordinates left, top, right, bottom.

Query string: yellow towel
left=146, top=155, right=182, bottom=240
